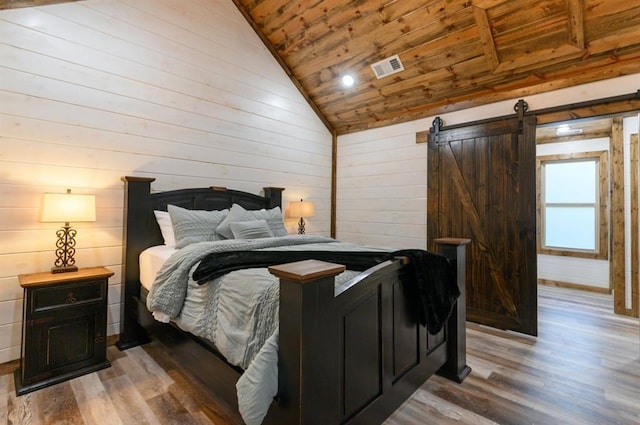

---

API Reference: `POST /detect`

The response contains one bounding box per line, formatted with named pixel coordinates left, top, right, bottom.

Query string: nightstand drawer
left=31, top=280, right=104, bottom=313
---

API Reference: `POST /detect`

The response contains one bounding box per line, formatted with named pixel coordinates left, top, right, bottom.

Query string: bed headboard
left=117, top=176, right=284, bottom=349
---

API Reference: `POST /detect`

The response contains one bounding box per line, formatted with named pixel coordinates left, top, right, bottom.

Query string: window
left=537, top=151, right=608, bottom=259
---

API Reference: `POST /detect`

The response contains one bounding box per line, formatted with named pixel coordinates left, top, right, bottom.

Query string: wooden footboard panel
left=342, top=273, right=447, bottom=423
left=336, top=261, right=445, bottom=423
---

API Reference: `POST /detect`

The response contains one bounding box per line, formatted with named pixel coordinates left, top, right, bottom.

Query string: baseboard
left=538, top=279, right=611, bottom=294
left=0, top=359, right=19, bottom=376
left=107, top=334, right=119, bottom=347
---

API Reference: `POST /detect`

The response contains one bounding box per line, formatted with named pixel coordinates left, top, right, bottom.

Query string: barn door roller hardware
left=514, top=99, right=529, bottom=134
left=427, top=99, right=529, bottom=144
left=428, top=116, right=445, bottom=145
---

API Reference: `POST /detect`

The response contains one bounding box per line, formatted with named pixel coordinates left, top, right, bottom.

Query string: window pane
left=545, top=161, right=596, bottom=203
left=545, top=207, right=596, bottom=250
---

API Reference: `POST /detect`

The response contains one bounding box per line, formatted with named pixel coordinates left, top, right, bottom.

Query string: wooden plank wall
left=336, top=126, right=427, bottom=249
left=0, top=0, right=332, bottom=363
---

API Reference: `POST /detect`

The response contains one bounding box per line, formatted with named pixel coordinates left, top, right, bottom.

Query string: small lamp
left=40, top=189, right=96, bottom=273
left=289, top=199, right=314, bottom=235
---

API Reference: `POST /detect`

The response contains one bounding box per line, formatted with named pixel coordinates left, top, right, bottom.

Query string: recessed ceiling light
left=341, top=74, right=355, bottom=87
left=556, top=124, right=583, bottom=135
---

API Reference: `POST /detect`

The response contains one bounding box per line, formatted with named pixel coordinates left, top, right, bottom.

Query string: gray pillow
left=168, top=204, right=229, bottom=248
left=230, top=219, right=274, bottom=239
left=216, top=204, right=287, bottom=239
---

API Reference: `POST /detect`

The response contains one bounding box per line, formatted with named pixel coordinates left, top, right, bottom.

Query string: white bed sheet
left=139, top=245, right=177, bottom=291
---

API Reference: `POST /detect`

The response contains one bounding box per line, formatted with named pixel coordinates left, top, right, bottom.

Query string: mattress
left=139, top=245, right=176, bottom=290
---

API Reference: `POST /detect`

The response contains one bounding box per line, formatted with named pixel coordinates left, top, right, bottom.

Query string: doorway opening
left=535, top=113, right=640, bottom=318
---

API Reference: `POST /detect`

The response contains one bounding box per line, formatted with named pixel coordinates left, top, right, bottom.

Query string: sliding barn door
left=427, top=115, right=538, bottom=336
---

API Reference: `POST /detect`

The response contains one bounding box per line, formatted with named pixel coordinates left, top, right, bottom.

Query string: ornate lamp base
left=51, top=224, right=78, bottom=274
left=298, top=217, right=306, bottom=234
left=52, top=265, right=78, bottom=274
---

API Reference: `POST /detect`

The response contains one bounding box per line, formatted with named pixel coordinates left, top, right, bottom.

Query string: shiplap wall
left=337, top=128, right=427, bottom=249
left=0, top=0, right=332, bottom=363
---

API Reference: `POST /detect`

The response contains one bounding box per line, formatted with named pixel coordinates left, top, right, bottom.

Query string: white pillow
left=216, top=204, right=287, bottom=239
left=154, top=210, right=175, bottom=247
left=230, top=219, right=274, bottom=239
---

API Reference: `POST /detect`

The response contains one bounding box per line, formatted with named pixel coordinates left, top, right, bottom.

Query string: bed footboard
left=267, top=239, right=470, bottom=425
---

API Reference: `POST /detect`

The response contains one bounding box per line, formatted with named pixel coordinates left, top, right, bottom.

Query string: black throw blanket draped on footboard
left=192, top=249, right=459, bottom=335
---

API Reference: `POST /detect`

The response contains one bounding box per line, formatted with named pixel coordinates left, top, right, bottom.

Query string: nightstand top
left=18, top=266, right=114, bottom=288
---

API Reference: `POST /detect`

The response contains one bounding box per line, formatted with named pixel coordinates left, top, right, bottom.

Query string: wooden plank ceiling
left=232, top=0, right=640, bottom=134
left=3, top=0, right=640, bottom=135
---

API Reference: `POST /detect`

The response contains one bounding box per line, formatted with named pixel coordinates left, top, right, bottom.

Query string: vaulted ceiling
left=3, top=0, right=640, bottom=135
left=231, top=0, right=640, bottom=134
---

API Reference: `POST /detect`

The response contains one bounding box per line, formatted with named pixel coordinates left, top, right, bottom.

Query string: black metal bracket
left=514, top=99, right=529, bottom=134
left=429, top=116, right=444, bottom=144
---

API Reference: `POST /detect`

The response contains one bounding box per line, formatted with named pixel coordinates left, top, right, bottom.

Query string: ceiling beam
left=567, top=0, right=585, bottom=49
left=473, top=6, right=499, bottom=71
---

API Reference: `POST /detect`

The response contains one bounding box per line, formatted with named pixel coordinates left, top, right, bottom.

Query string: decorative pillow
left=168, top=204, right=229, bottom=249
left=154, top=210, right=175, bottom=247
left=216, top=204, right=288, bottom=239
left=230, top=219, right=274, bottom=239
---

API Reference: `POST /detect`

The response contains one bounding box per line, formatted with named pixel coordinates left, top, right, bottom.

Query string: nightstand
left=14, top=266, right=113, bottom=395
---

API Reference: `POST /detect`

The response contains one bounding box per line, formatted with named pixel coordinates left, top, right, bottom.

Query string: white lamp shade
left=40, top=193, right=96, bottom=223
left=289, top=200, right=314, bottom=218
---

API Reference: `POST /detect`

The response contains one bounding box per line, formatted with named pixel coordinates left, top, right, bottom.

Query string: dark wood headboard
left=117, top=176, right=284, bottom=349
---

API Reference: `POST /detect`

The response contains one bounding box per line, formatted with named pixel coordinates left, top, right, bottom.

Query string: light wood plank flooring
left=0, top=285, right=638, bottom=424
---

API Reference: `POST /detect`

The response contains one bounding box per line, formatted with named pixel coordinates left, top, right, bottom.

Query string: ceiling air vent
left=370, top=54, right=405, bottom=79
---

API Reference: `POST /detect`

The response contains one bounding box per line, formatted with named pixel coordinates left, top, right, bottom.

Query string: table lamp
left=40, top=189, right=96, bottom=273
left=289, top=199, right=314, bottom=234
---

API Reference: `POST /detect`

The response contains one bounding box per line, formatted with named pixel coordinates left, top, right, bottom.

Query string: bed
left=116, top=176, right=471, bottom=425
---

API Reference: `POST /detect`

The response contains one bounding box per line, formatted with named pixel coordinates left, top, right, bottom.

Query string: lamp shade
left=40, top=192, right=96, bottom=223
left=289, top=199, right=314, bottom=218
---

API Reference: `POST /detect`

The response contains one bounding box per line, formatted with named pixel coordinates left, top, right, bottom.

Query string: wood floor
left=0, top=285, right=638, bottom=424
left=386, top=286, right=640, bottom=425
